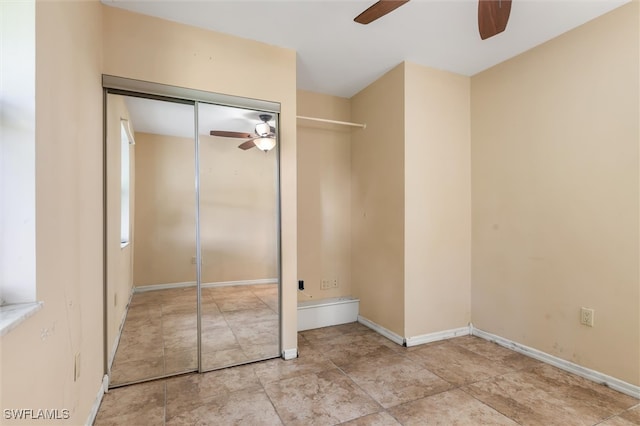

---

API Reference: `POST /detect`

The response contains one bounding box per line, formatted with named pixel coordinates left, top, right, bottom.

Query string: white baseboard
left=134, top=278, right=278, bottom=293
left=357, top=317, right=469, bottom=347
left=282, top=348, right=298, bottom=360
left=297, top=297, right=359, bottom=331
left=86, top=374, right=109, bottom=426
left=357, top=315, right=405, bottom=346
left=471, top=326, right=640, bottom=400
left=405, top=326, right=470, bottom=347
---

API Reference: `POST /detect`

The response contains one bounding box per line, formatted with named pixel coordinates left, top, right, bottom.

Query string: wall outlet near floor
left=580, top=307, right=595, bottom=327
left=321, top=278, right=339, bottom=290
left=74, top=352, right=81, bottom=381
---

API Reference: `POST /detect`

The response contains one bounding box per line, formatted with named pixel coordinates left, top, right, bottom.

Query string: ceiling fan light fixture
left=254, top=137, right=276, bottom=152
left=255, top=122, right=271, bottom=136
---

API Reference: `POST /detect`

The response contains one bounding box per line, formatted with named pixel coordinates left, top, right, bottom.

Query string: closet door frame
left=102, top=75, right=282, bottom=382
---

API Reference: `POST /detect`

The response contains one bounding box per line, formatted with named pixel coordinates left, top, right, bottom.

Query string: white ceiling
left=104, top=0, right=628, bottom=98
left=123, top=95, right=276, bottom=138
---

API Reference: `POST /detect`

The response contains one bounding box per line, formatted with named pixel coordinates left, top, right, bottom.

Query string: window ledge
left=0, top=302, right=43, bottom=337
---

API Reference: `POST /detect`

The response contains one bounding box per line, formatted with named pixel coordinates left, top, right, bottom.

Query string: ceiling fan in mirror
left=210, top=114, right=276, bottom=152
left=354, top=0, right=512, bottom=40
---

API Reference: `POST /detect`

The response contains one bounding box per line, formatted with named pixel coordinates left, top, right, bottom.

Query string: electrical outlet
left=74, top=352, right=81, bottom=381
left=580, top=307, right=595, bottom=327
left=114, top=293, right=118, bottom=307
left=191, top=256, right=197, bottom=264
left=321, top=279, right=331, bottom=290
left=331, top=278, right=338, bottom=288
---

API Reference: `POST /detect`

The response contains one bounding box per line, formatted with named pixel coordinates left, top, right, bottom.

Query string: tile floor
left=110, top=284, right=280, bottom=386
left=96, top=322, right=640, bottom=425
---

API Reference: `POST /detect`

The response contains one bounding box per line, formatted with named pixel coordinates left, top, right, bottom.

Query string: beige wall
left=133, top=132, right=196, bottom=286
left=0, top=1, right=104, bottom=424
left=102, top=6, right=298, bottom=351
left=200, top=133, right=278, bottom=283
left=471, top=2, right=639, bottom=386
left=133, top=132, right=277, bottom=286
left=350, top=62, right=471, bottom=338
left=404, top=63, right=471, bottom=337
left=351, top=64, right=406, bottom=336
left=297, top=90, right=352, bottom=301
left=105, top=94, right=135, bottom=366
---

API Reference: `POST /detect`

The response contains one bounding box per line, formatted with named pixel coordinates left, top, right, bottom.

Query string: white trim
left=133, top=278, right=278, bottom=293
left=297, top=297, right=360, bottom=331
left=357, top=315, right=405, bottom=346
left=0, top=301, right=43, bottom=337
left=205, top=278, right=278, bottom=288
left=405, top=326, right=470, bottom=347
left=282, top=348, right=298, bottom=360
left=472, top=327, right=640, bottom=400
left=134, top=281, right=194, bottom=292
left=296, top=115, right=366, bottom=129
left=86, top=374, right=109, bottom=426
left=103, top=75, right=281, bottom=114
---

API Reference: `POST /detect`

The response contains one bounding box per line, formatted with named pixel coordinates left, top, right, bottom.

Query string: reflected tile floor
left=97, top=322, right=640, bottom=425
left=110, top=284, right=280, bottom=386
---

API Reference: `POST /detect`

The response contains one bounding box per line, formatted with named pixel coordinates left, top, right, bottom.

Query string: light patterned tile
left=388, top=388, right=517, bottom=425
left=310, top=333, right=400, bottom=368
left=264, top=369, right=381, bottom=424
left=406, top=341, right=512, bottom=386
left=300, top=322, right=370, bottom=342
left=341, top=411, right=402, bottom=425
left=202, top=347, right=250, bottom=370
left=341, top=354, right=452, bottom=408
left=598, top=415, right=640, bottom=425
left=464, top=364, right=639, bottom=425
left=212, top=293, right=268, bottom=312
left=94, top=380, right=165, bottom=426
left=110, top=355, right=165, bottom=385
left=254, top=353, right=335, bottom=385
left=201, top=326, right=239, bottom=352
left=165, top=364, right=262, bottom=420
left=620, top=404, right=640, bottom=424
left=448, top=335, right=542, bottom=371
left=164, top=347, right=197, bottom=375
left=166, top=387, right=282, bottom=425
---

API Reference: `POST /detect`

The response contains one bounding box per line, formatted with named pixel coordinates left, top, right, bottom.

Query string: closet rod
left=296, top=115, right=366, bottom=129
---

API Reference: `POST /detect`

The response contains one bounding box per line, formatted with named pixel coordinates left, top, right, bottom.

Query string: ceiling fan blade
left=354, top=0, right=409, bottom=25
left=238, top=139, right=257, bottom=150
left=478, top=0, right=512, bottom=40
left=210, top=130, right=254, bottom=138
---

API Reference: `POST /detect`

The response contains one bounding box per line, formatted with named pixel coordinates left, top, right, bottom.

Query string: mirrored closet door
left=106, top=93, right=198, bottom=386
left=104, top=77, right=281, bottom=388
left=198, top=103, right=280, bottom=371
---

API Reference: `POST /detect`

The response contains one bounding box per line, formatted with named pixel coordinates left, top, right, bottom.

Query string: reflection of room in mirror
left=105, top=89, right=280, bottom=388
left=110, top=283, right=279, bottom=386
